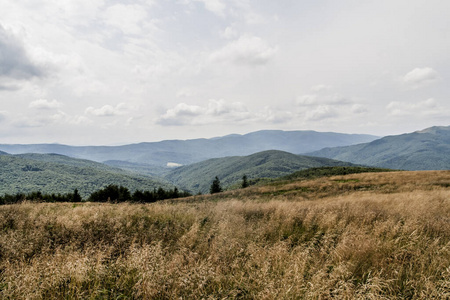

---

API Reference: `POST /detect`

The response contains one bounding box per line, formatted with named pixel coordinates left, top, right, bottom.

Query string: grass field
left=1, top=171, right=449, bottom=299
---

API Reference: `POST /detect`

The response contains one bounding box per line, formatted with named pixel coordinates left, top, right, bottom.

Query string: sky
left=0, top=0, right=449, bottom=145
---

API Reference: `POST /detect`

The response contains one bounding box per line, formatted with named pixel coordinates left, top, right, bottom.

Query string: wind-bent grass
left=0, top=171, right=449, bottom=299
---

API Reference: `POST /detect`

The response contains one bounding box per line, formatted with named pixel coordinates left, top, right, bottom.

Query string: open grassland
left=0, top=171, right=449, bottom=299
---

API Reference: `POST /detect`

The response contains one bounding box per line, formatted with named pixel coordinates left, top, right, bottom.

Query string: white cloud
left=351, top=104, right=368, bottom=114
left=85, top=103, right=129, bottom=117
left=222, top=26, right=238, bottom=39
left=13, top=110, right=92, bottom=128
left=102, top=4, right=150, bottom=35
left=29, top=99, right=61, bottom=109
left=256, top=107, right=293, bottom=124
left=305, top=105, right=338, bottom=121
left=194, top=0, right=226, bottom=17
left=403, top=67, right=439, bottom=88
left=296, top=94, right=317, bottom=106
left=387, top=98, right=440, bottom=116
left=296, top=92, right=353, bottom=107
left=209, top=35, right=278, bottom=66
left=157, top=99, right=250, bottom=126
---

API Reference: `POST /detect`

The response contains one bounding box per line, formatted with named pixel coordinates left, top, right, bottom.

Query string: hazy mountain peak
left=416, top=125, right=450, bottom=135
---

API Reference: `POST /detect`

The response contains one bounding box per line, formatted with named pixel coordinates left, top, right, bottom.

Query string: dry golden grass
left=0, top=171, right=449, bottom=299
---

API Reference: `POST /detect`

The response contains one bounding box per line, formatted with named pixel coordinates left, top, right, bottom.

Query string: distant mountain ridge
left=164, top=150, right=356, bottom=193
left=0, top=130, right=378, bottom=166
left=308, top=126, right=450, bottom=170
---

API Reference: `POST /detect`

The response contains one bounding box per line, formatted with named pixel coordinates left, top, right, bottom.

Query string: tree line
left=0, top=185, right=191, bottom=205
left=0, top=175, right=249, bottom=205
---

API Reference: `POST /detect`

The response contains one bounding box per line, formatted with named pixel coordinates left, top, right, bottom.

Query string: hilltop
left=164, top=150, right=356, bottom=193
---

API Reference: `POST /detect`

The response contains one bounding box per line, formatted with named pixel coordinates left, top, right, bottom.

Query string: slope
left=0, top=154, right=174, bottom=198
left=308, top=125, right=450, bottom=170
left=0, top=130, right=378, bottom=166
left=164, top=150, right=355, bottom=193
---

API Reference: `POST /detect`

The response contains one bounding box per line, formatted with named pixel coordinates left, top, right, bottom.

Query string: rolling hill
left=0, top=153, right=174, bottom=198
left=308, top=125, right=450, bottom=170
left=164, top=150, right=356, bottom=193
left=0, top=130, right=378, bottom=166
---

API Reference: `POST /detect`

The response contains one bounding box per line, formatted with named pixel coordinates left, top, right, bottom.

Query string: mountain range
left=0, top=126, right=448, bottom=197
left=309, top=126, right=450, bottom=170
left=0, top=130, right=378, bottom=166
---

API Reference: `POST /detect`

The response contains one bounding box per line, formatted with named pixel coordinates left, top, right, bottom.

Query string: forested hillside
left=309, top=126, right=450, bottom=170
left=165, top=150, right=355, bottom=193
left=0, top=154, right=173, bottom=197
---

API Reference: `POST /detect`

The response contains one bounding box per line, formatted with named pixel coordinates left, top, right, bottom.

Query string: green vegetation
left=241, top=174, right=249, bottom=188
left=88, top=185, right=191, bottom=203
left=165, top=150, right=355, bottom=193
left=0, top=185, right=191, bottom=205
left=0, top=170, right=448, bottom=298
left=209, top=176, right=223, bottom=194
left=309, top=125, right=450, bottom=170
left=0, top=154, right=173, bottom=198
left=0, top=190, right=81, bottom=205
left=281, top=166, right=395, bottom=181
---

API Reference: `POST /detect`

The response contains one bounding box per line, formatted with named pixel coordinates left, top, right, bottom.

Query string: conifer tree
left=210, top=176, right=223, bottom=194
left=242, top=175, right=249, bottom=188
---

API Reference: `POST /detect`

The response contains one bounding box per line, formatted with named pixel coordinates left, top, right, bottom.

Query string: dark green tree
left=72, top=189, right=82, bottom=202
left=210, top=176, right=223, bottom=194
left=241, top=175, right=249, bottom=188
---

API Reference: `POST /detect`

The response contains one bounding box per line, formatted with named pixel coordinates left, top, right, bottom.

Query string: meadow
left=0, top=171, right=449, bottom=299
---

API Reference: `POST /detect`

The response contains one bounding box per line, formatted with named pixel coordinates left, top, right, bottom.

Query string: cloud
left=13, top=110, right=91, bottom=128
left=387, top=98, right=439, bottom=116
left=403, top=67, right=439, bottom=88
left=102, top=4, right=150, bottom=35
left=296, top=92, right=353, bottom=107
left=296, top=95, right=318, bottom=106
left=256, top=107, right=293, bottom=124
left=222, top=26, right=238, bottom=39
left=351, top=104, right=368, bottom=114
left=0, top=25, right=44, bottom=80
left=0, top=84, right=19, bottom=91
left=193, top=0, right=226, bottom=17
left=29, top=99, right=62, bottom=110
left=209, top=35, right=278, bottom=66
left=157, top=99, right=251, bottom=126
left=158, top=99, right=299, bottom=126
left=305, top=105, right=338, bottom=121
left=85, top=103, right=129, bottom=117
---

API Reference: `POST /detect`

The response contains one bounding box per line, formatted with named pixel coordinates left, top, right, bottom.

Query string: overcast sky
left=1, top=0, right=449, bottom=145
